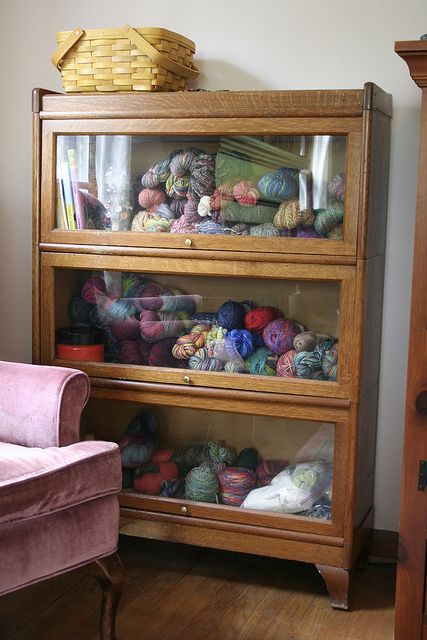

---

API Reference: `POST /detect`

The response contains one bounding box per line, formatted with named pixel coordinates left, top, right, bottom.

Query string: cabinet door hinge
left=418, top=460, right=427, bottom=491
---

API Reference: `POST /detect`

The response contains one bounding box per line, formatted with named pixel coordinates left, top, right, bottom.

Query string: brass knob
left=184, top=238, right=192, bottom=246
left=183, top=375, right=190, bottom=384
left=180, top=506, right=188, bottom=514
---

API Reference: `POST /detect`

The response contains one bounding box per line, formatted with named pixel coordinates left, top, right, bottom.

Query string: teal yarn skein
left=321, top=343, right=339, bottom=380
left=245, top=347, right=278, bottom=376
left=249, top=223, right=280, bottom=237
left=314, top=202, right=344, bottom=236
left=294, top=350, right=323, bottom=379
left=185, top=465, right=219, bottom=503
left=207, top=441, right=236, bottom=466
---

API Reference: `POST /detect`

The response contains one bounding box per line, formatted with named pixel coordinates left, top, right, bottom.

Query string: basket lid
left=56, top=26, right=196, bottom=52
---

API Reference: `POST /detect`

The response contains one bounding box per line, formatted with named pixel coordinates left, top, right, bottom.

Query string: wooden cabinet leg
left=91, top=552, right=123, bottom=640
left=315, top=564, right=350, bottom=610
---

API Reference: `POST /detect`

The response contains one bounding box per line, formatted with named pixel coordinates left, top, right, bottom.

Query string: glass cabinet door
left=53, top=133, right=349, bottom=243
left=40, top=255, right=356, bottom=398
left=83, top=397, right=347, bottom=530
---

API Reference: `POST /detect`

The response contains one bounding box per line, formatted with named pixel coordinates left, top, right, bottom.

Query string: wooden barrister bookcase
left=32, top=85, right=391, bottom=609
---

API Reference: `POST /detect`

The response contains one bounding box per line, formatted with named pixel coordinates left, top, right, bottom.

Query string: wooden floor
left=0, top=536, right=396, bottom=640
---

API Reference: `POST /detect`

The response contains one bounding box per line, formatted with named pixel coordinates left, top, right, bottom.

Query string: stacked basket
left=52, top=24, right=199, bottom=92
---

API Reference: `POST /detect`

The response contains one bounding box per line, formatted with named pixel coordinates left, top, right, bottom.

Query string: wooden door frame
left=395, top=40, right=427, bottom=640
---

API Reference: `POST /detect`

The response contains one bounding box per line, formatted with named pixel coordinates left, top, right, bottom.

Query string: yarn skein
left=263, top=318, right=301, bottom=355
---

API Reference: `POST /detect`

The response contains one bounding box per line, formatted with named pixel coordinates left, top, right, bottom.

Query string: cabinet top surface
left=33, top=84, right=392, bottom=119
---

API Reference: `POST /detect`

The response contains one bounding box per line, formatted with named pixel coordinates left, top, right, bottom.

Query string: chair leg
left=91, top=552, right=123, bottom=640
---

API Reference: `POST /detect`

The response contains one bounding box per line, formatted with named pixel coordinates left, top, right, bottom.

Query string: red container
left=56, top=327, right=104, bottom=362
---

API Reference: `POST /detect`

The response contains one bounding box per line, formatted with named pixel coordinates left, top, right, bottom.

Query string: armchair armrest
left=0, top=361, right=90, bottom=447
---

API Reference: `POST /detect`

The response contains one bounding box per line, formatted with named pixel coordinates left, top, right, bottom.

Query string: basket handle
left=52, top=28, right=85, bottom=70
left=122, top=24, right=199, bottom=80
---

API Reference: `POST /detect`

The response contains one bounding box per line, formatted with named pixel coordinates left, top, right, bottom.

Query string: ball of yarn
left=273, top=200, right=315, bottom=230
left=119, top=339, right=145, bottom=365
left=321, top=342, right=338, bottom=380
left=276, top=349, right=298, bottom=377
left=210, top=184, right=233, bottom=210
left=170, top=149, right=197, bottom=177
left=256, top=460, right=289, bottom=487
left=156, top=203, right=175, bottom=221
left=218, top=467, right=256, bottom=506
left=166, top=174, right=190, bottom=198
left=144, top=217, right=171, bottom=233
left=189, top=154, right=215, bottom=197
left=263, top=318, right=301, bottom=355
left=233, top=181, right=259, bottom=206
left=151, top=448, right=175, bottom=464
left=172, top=335, right=197, bottom=359
left=131, top=211, right=151, bottom=232
left=229, top=222, right=250, bottom=235
left=69, top=296, right=92, bottom=324
left=314, top=203, right=344, bottom=235
left=236, top=447, right=259, bottom=470
left=314, top=338, right=336, bottom=358
left=244, top=306, right=283, bottom=333
left=295, top=227, right=322, bottom=238
left=169, top=199, right=187, bottom=217
left=160, top=478, right=185, bottom=498
left=110, top=317, right=141, bottom=340
left=122, top=275, right=145, bottom=300
left=245, top=347, right=278, bottom=376
left=216, top=300, right=246, bottom=331
left=178, top=444, right=209, bottom=470
left=139, top=293, right=199, bottom=315
left=207, top=441, right=236, bottom=466
left=225, top=329, right=254, bottom=359
left=197, top=195, right=212, bottom=218
left=249, top=222, right=280, bottom=237
left=99, top=298, right=138, bottom=324
left=294, top=350, right=323, bottom=378
left=138, top=188, right=167, bottom=212
left=139, top=309, right=192, bottom=343
left=188, top=347, right=224, bottom=371
left=119, top=433, right=154, bottom=467
left=185, top=465, right=219, bottom=502
left=224, top=359, right=246, bottom=373
left=328, top=224, right=344, bottom=240
left=82, top=276, right=106, bottom=304
left=197, top=220, right=226, bottom=234
left=258, top=167, right=298, bottom=202
left=328, top=173, right=345, bottom=202
left=294, top=331, right=317, bottom=352
left=140, top=170, right=160, bottom=189
left=148, top=338, right=177, bottom=367
left=134, top=461, right=179, bottom=496
left=190, top=324, right=210, bottom=348
left=118, top=412, right=158, bottom=469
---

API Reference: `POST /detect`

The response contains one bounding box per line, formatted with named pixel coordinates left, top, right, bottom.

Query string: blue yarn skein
left=225, top=329, right=255, bottom=359
left=258, top=167, right=299, bottom=202
left=216, top=300, right=246, bottom=331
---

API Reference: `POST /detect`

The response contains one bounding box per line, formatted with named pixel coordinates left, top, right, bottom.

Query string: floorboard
left=0, top=536, right=396, bottom=640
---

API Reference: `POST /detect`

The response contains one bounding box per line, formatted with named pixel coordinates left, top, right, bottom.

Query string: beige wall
left=1, top=0, right=426, bottom=531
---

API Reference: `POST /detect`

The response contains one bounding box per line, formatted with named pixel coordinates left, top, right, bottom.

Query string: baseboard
left=369, top=528, right=398, bottom=562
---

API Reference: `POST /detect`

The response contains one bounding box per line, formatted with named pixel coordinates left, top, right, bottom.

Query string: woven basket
left=52, top=24, right=199, bottom=93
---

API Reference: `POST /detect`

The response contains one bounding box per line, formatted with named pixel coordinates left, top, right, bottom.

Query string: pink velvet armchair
left=0, top=361, right=123, bottom=640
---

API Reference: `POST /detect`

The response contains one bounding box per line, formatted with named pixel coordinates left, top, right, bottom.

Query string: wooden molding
left=395, top=41, right=427, bottom=88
